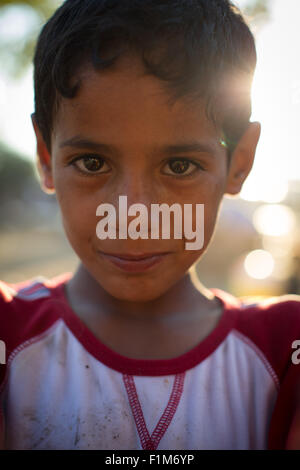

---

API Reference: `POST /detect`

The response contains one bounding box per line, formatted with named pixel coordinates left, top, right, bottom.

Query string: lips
left=98, top=251, right=171, bottom=272
left=100, top=251, right=170, bottom=260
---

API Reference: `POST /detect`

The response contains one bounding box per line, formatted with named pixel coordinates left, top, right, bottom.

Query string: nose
left=111, top=172, right=156, bottom=211
left=107, top=171, right=162, bottom=237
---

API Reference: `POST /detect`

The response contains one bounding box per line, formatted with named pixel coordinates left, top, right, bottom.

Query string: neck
left=66, top=263, right=215, bottom=322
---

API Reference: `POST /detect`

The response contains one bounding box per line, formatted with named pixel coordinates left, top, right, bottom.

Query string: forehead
left=52, top=54, right=220, bottom=149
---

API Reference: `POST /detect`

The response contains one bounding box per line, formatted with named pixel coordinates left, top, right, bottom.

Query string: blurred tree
left=243, top=0, right=270, bottom=29
left=0, top=143, right=55, bottom=230
left=0, top=0, right=56, bottom=16
left=0, top=143, right=39, bottom=202
left=0, top=0, right=269, bottom=77
left=0, top=0, right=61, bottom=76
left=243, top=0, right=269, bottom=17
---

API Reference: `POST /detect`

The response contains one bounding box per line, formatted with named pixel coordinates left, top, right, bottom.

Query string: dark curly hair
left=33, top=0, right=257, bottom=154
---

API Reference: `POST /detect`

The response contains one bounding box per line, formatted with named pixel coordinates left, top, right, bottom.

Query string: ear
left=31, top=113, right=55, bottom=194
left=225, top=122, right=261, bottom=195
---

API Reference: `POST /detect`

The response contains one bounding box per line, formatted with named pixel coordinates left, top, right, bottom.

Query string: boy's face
left=34, top=54, right=259, bottom=302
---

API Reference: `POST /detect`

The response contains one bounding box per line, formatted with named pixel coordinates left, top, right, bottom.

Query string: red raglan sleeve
left=254, top=297, right=300, bottom=450
left=0, top=279, right=33, bottom=449
left=268, top=359, right=300, bottom=449
left=0, top=274, right=72, bottom=450
left=234, top=295, right=300, bottom=450
left=0, top=280, right=15, bottom=450
left=266, top=299, right=300, bottom=450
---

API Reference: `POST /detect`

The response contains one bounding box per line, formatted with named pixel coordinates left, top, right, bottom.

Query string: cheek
left=198, top=179, right=225, bottom=249
left=54, top=175, right=100, bottom=245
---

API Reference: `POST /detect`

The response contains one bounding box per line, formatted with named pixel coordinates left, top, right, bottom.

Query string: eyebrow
left=59, top=135, right=216, bottom=156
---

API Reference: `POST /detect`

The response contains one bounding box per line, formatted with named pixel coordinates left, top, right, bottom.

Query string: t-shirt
left=0, top=273, right=300, bottom=450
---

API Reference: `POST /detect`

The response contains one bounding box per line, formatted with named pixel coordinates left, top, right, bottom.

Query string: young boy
left=0, top=0, right=300, bottom=450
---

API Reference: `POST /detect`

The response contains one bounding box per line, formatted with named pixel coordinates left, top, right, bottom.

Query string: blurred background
left=0, top=0, right=300, bottom=298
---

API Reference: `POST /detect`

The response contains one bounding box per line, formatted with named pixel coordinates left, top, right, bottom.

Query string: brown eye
left=163, top=158, right=201, bottom=177
left=72, top=155, right=110, bottom=175
left=83, top=156, right=104, bottom=172
left=169, top=160, right=190, bottom=174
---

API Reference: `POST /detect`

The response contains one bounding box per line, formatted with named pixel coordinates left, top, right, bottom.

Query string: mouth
left=97, top=251, right=172, bottom=273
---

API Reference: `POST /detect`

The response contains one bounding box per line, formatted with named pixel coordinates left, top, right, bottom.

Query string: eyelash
left=69, top=154, right=205, bottom=178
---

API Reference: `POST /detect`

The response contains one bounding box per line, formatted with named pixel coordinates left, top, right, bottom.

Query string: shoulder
left=213, top=288, right=300, bottom=382
left=214, top=287, right=300, bottom=332
left=0, top=273, right=72, bottom=359
left=235, top=293, right=300, bottom=344
left=215, top=288, right=300, bottom=336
